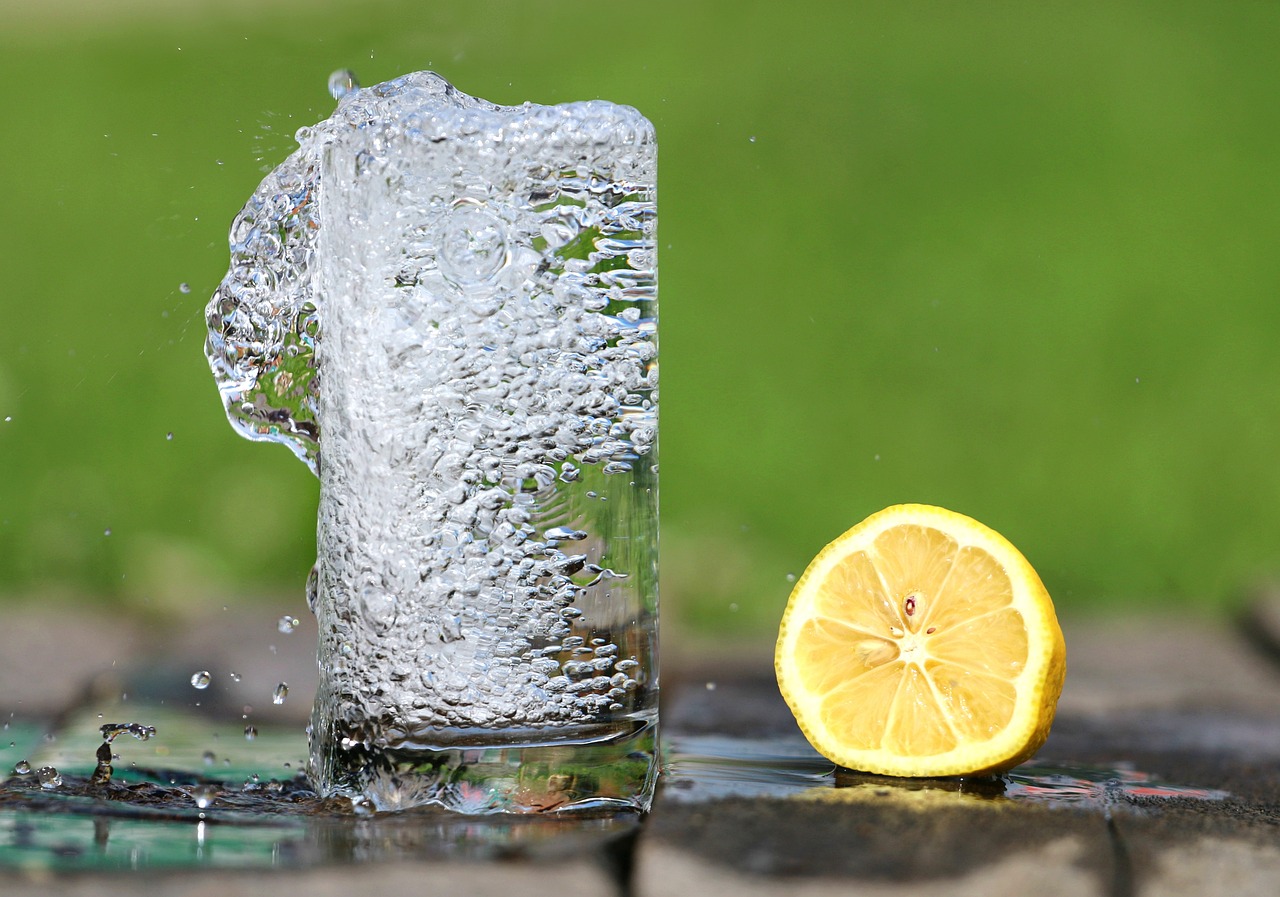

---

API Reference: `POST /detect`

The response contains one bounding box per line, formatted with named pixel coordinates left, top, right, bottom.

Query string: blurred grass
left=2, top=0, right=1280, bottom=633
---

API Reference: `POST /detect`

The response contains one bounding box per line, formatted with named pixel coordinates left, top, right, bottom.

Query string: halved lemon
left=775, top=504, right=1066, bottom=777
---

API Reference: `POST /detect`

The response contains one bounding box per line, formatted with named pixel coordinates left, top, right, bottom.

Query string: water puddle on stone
left=0, top=721, right=1231, bottom=872
left=662, top=733, right=1231, bottom=811
left=0, top=703, right=636, bottom=872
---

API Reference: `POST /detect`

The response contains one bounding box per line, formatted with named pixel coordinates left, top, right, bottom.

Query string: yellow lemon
left=775, top=504, right=1066, bottom=777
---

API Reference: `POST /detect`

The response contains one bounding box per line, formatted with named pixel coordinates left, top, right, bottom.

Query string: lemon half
left=775, top=504, right=1066, bottom=777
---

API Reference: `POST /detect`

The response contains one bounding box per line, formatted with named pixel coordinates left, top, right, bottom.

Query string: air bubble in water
left=191, top=671, right=212, bottom=689
left=273, top=682, right=289, bottom=705
left=328, top=69, right=359, bottom=100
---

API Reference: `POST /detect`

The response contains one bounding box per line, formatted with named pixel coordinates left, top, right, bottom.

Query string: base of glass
left=310, top=714, right=659, bottom=814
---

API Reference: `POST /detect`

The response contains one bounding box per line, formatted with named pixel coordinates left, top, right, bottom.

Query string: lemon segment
left=775, top=504, right=1066, bottom=777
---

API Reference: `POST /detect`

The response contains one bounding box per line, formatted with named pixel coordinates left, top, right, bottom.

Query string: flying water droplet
left=179, top=282, right=192, bottom=294
left=244, top=725, right=258, bottom=741
left=328, top=69, right=359, bottom=100
left=100, top=722, right=156, bottom=743
left=190, top=783, right=219, bottom=809
left=191, top=671, right=212, bottom=689
left=273, top=682, right=289, bottom=705
left=277, top=615, right=300, bottom=634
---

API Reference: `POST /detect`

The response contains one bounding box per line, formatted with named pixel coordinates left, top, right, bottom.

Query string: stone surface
left=3, top=610, right=1280, bottom=896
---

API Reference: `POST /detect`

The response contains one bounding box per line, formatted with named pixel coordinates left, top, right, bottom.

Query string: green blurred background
left=2, top=0, right=1279, bottom=635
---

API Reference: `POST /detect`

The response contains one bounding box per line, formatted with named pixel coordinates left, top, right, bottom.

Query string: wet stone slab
left=637, top=617, right=1280, bottom=897
left=3, top=612, right=1280, bottom=896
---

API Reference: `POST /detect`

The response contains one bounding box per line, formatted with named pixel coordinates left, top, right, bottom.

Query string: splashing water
left=205, top=71, right=507, bottom=470
left=206, top=70, right=658, bottom=811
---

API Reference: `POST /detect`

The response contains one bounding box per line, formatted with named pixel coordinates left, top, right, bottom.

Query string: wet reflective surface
left=0, top=706, right=1232, bottom=873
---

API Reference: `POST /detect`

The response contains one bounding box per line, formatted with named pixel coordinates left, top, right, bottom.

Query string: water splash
left=205, top=72, right=502, bottom=470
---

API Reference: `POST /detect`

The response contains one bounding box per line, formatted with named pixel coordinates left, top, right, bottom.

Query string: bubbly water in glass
left=206, top=72, right=658, bottom=813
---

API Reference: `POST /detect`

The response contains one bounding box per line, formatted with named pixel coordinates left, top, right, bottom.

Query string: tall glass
left=308, top=93, right=658, bottom=813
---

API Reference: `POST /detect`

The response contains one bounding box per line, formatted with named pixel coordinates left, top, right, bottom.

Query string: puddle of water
left=662, top=734, right=1231, bottom=811
left=0, top=721, right=1231, bottom=873
left=0, top=701, right=638, bottom=872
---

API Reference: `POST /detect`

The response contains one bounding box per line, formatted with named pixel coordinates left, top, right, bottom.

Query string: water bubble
left=36, top=766, right=62, bottom=790
left=244, top=725, right=258, bottom=741
left=191, top=671, right=212, bottom=689
left=328, top=68, right=359, bottom=100
left=179, top=282, right=192, bottom=294
left=13, top=760, right=31, bottom=775
left=277, top=615, right=300, bottom=634
left=273, top=683, right=289, bottom=705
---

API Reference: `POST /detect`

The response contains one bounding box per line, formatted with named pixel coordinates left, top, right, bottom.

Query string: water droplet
left=785, top=572, right=797, bottom=583
left=328, top=68, right=359, bottom=100
left=244, top=725, right=258, bottom=741
left=273, top=683, right=289, bottom=705
left=191, top=783, right=219, bottom=809
left=103, top=528, right=112, bottom=537
left=36, top=766, right=62, bottom=790
left=101, top=722, right=156, bottom=743
left=13, top=760, right=31, bottom=775
left=201, top=750, right=216, bottom=766
left=179, top=282, right=192, bottom=294
left=749, top=135, right=757, bottom=143
left=166, top=432, right=174, bottom=441
left=705, top=682, right=717, bottom=691
left=277, top=615, right=299, bottom=634
left=191, top=671, right=212, bottom=689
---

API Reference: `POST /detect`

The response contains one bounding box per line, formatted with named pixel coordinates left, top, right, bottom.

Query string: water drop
left=36, top=766, right=62, bottom=790
left=191, top=671, right=212, bottom=689
left=101, top=722, right=156, bottom=742
left=749, top=135, right=757, bottom=143
left=328, top=69, right=359, bottom=100
left=166, top=432, right=174, bottom=441
left=103, top=528, right=112, bottom=537
left=229, top=671, right=242, bottom=683
left=705, top=682, right=717, bottom=691
left=13, top=760, right=31, bottom=775
left=202, top=750, right=216, bottom=766
left=179, top=282, right=192, bottom=294
left=277, top=615, right=299, bottom=634
left=785, top=572, right=797, bottom=583
left=273, top=683, right=289, bottom=705
left=191, top=783, right=219, bottom=809
left=244, top=725, right=258, bottom=741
